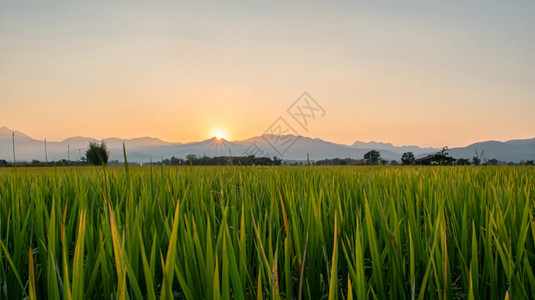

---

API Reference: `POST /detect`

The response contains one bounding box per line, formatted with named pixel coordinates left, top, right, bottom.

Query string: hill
left=1, top=126, right=533, bottom=163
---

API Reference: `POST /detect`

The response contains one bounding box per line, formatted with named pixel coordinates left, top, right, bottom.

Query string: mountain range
left=1, top=126, right=534, bottom=163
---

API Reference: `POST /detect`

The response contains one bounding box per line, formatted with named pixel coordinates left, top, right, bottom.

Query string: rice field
left=0, top=166, right=534, bottom=299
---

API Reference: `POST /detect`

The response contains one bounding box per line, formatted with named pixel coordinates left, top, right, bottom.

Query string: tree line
left=3, top=141, right=533, bottom=167
left=314, top=148, right=533, bottom=166
left=84, top=141, right=282, bottom=166
left=161, top=155, right=282, bottom=166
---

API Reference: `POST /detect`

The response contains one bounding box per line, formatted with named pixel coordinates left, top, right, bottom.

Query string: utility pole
left=12, top=132, right=16, bottom=164
left=44, top=139, right=48, bottom=164
left=68, top=145, right=70, bottom=162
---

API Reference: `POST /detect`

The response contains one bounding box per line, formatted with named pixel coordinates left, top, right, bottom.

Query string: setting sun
left=2, top=2, right=535, bottom=299
left=211, top=129, right=227, bottom=140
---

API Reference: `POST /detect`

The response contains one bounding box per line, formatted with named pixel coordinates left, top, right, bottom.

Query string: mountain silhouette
left=0, top=126, right=533, bottom=163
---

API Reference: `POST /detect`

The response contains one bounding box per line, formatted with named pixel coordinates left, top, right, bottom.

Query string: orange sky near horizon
left=1, top=1, right=534, bottom=148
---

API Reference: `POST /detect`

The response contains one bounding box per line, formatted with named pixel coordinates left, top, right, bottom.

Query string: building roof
left=414, top=154, right=439, bottom=163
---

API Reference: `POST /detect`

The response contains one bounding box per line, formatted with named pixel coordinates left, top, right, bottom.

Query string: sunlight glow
left=211, top=129, right=227, bottom=140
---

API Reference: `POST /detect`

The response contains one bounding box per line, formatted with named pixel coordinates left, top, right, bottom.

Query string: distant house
left=0, top=159, right=7, bottom=165
left=414, top=154, right=456, bottom=165
left=414, top=155, right=439, bottom=165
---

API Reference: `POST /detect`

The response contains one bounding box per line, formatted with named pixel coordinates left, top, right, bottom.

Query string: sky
left=1, top=1, right=534, bottom=148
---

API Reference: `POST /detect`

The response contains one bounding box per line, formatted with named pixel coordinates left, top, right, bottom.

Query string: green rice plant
left=0, top=166, right=534, bottom=299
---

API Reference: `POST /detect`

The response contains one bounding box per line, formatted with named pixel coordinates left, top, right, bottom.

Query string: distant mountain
left=0, top=126, right=35, bottom=141
left=448, top=139, right=535, bottom=163
left=55, top=136, right=176, bottom=150
left=351, top=141, right=440, bottom=156
left=0, top=126, right=533, bottom=163
left=237, top=135, right=400, bottom=161
left=104, top=137, right=176, bottom=149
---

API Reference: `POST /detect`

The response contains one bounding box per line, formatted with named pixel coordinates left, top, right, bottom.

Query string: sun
left=211, top=129, right=227, bottom=140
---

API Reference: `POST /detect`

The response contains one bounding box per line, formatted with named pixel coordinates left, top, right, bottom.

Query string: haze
left=1, top=1, right=534, bottom=148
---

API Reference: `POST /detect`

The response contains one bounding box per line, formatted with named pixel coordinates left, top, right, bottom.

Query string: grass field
left=0, top=166, right=534, bottom=299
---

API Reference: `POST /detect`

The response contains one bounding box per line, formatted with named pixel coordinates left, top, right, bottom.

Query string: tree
left=456, top=158, right=470, bottom=165
left=186, top=154, right=197, bottom=165
left=364, top=150, right=381, bottom=165
left=170, top=156, right=182, bottom=165
left=401, top=152, right=415, bottom=165
left=472, top=149, right=483, bottom=166
left=486, top=158, right=499, bottom=166
left=85, top=141, right=109, bottom=165
left=434, top=146, right=456, bottom=165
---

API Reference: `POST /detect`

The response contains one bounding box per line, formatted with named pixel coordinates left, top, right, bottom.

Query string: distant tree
left=200, top=155, right=211, bottom=165
left=456, top=158, right=470, bottom=165
left=526, top=160, right=534, bottom=165
left=486, top=158, right=499, bottom=166
left=178, top=154, right=281, bottom=166
left=85, top=141, right=109, bottom=166
left=107, top=160, right=120, bottom=166
left=364, top=150, right=381, bottom=165
left=390, top=160, right=399, bottom=166
left=401, top=152, right=415, bottom=165
left=433, top=146, right=455, bottom=165
left=170, top=156, right=182, bottom=165
left=472, top=149, right=484, bottom=166
left=186, top=154, right=197, bottom=165
left=314, top=158, right=366, bottom=165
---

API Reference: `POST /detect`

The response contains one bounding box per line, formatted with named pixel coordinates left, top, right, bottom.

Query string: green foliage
left=457, top=158, right=471, bottom=165
left=401, top=152, right=415, bottom=165
left=315, top=158, right=365, bottom=165
left=485, top=158, right=499, bottom=165
left=472, top=149, right=484, bottom=166
left=0, top=166, right=534, bottom=299
left=85, top=141, right=109, bottom=165
left=434, top=146, right=456, bottom=165
left=177, top=154, right=281, bottom=166
left=363, top=150, right=381, bottom=165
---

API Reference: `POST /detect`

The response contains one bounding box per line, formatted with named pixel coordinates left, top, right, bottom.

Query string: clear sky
left=1, top=1, right=534, bottom=147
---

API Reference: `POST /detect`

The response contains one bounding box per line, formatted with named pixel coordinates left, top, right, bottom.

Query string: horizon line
left=2, top=125, right=534, bottom=149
